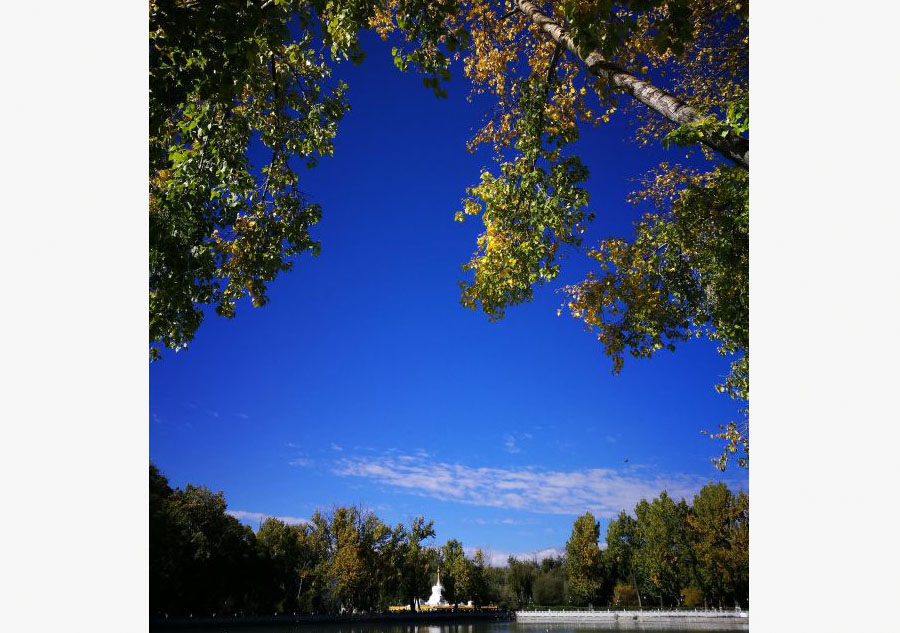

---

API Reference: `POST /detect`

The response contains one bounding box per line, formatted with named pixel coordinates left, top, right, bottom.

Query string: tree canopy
left=565, top=511, right=603, bottom=605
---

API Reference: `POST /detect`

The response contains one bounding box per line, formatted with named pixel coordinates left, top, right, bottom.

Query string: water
left=162, top=618, right=748, bottom=633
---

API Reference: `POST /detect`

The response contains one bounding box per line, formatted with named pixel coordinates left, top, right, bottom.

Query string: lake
left=157, top=618, right=748, bottom=633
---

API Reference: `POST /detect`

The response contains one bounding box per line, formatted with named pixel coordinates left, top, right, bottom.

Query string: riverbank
left=151, top=610, right=513, bottom=630
left=516, top=610, right=748, bottom=628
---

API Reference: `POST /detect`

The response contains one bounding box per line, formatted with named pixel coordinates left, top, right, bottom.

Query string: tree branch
left=513, top=0, right=749, bottom=169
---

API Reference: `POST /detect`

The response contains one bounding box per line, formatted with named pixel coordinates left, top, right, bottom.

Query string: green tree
left=688, top=483, right=749, bottom=608
left=566, top=512, right=603, bottom=606
left=469, top=548, right=489, bottom=607
left=149, top=463, right=181, bottom=614
left=441, top=538, right=469, bottom=606
left=151, top=474, right=258, bottom=614
left=256, top=517, right=329, bottom=612
left=533, top=556, right=567, bottom=606
left=396, top=515, right=436, bottom=610
left=149, top=0, right=368, bottom=358
left=633, top=492, right=692, bottom=607
left=606, top=511, right=643, bottom=609
left=565, top=165, right=749, bottom=469
left=375, top=0, right=750, bottom=467
left=506, top=557, right=537, bottom=608
left=680, top=586, right=703, bottom=608
left=292, top=520, right=330, bottom=612
left=483, top=563, right=508, bottom=607
left=319, top=506, right=392, bottom=612
left=612, top=581, right=638, bottom=607
left=256, top=517, right=304, bottom=611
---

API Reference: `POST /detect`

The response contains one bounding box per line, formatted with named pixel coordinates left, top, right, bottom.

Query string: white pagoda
left=422, top=570, right=447, bottom=607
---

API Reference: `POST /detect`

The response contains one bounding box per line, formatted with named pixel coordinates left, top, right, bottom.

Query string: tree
left=149, top=0, right=365, bottom=358
left=149, top=463, right=181, bottom=614
left=506, top=557, right=537, bottom=607
left=564, top=164, right=749, bottom=469
left=612, top=581, right=638, bottom=607
left=316, top=506, right=392, bottom=612
left=606, top=510, right=643, bottom=609
left=566, top=512, right=603, bottom=606
left=292, top=521, right=330, bottom=612
left=533, top=556, right=567, bottom=606
left=255, top=517, right=330, bottom=612
left=397, top=515, right=436, bottom=610
left=680, top=586, right=703, bottom=607
left=483, top=564, right=508, bottom=607
left=469, top=548, right=489, bottom=607
left=372, top=1, right=750, bottom=467
left=633, top=492, right=691, bottom=607
left=148, top=467, right=259, bottom=615
left=256, top=517, right=304, bottom=611
left=688, top=483, right=749, bottom=608
left=441, top=538, right=469, bottom=606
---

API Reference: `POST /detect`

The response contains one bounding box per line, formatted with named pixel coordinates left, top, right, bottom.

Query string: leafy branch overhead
left=149, top=0, right=749, bottom=468
left=372, top=0, right=750, bottom=468
left=150, top=1, right=360, bottom=359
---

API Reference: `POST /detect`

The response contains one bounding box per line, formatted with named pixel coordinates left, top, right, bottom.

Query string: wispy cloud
left=465, top=517, right=540, bottom=526
left=465, top=546, right=565, bottom=567
left=227, top=510, right=310, bottom=526
left=503, top=435, right=520, bottom=454
left=235, top=412, right=250, bottom=420
left=289, top=457, right=312, bottom=467
left=333, top=451, right=740, bottom=518
left=330, top=442, right=343, bottom=452
left=503, top=432, right=534, bottom=454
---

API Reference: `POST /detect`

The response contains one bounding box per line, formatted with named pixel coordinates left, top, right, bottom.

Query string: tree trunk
left=514, top=0, right=748, bottom=169
left=630, top=567, right=642, bottom=610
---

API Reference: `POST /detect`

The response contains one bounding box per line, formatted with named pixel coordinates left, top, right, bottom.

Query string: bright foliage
left=565, top=511, right=603, bottom=605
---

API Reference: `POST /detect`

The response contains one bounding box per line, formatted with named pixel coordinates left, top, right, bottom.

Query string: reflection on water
left=166, top=619, right=747, bottom=633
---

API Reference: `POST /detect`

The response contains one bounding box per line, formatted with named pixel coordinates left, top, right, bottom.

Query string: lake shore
left=516, top=610, right=748, bottom=629
left=150, top=611, right=513, bottom=630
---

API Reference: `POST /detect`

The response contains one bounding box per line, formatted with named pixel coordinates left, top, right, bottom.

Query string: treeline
left=564, top=486, right=748, bottom=610
left=150, top=464, right=488, bottom=616
left=150, top=464, right=746, bottom=615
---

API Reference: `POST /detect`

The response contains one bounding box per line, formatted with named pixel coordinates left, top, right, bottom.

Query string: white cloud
left=332, top=451, right=742, bottom=518
left=503, top=432, right=535, bottom=454
left=465, top=517, right=540, bottom=526
left=227, top=510, right=310, bottom=526
left=330, top=442, right=343, bottom=452
left=288, top=457, right=312, bottom=467
left=465, top=546, right=565, bottom=567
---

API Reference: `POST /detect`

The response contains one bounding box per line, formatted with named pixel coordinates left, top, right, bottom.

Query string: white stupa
left=423, top=570, right=448, bottom=606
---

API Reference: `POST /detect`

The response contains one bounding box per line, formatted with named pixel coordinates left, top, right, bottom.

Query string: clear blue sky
left=150, top=31, right=748, bottom=564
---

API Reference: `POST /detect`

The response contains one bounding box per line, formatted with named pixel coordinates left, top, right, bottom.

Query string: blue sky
left=150, top=31, right=748, bottom=565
